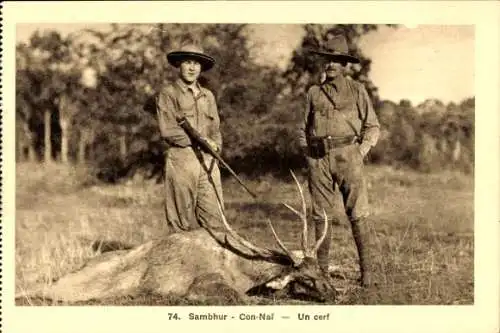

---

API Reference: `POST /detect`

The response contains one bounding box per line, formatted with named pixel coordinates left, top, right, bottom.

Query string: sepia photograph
left=14, top=21, right=476, bottom=306
left=3, top=1, right=499, bottom=333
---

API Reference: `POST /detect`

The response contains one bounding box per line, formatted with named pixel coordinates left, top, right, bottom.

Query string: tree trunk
left=78, top=129, right=88, bottom=165
left=84, top=128, right=96, bottom=163
left=44, top=109, right=52, bottom=164
left=16, top=119, right=36, bottom=162
left=452, top=140, right=461, bottom=162
left=60, top=119, right=70, bottom=164
left=28, top=143, right=36, bottom=162
left=25, top=130, right=37, bottom=163
left=119, top=125, right=127, bottom=161
left=438, top=138, right=448, bottom=153
left=58, top=94, right=78, bottom=165
left=22, top=122, right=37, bottom=162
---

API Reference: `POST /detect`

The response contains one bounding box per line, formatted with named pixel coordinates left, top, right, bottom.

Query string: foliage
left=284, top=24, right=388, bottom=104
left=15, top=24, right=475, bottom=182
left=369, top=97, right=475, bottom=174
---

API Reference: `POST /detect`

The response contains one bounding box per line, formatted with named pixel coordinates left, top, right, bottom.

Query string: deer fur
left=16, top=172, right=338, bottom=304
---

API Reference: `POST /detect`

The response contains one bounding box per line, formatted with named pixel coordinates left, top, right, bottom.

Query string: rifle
left=177, top=116, right=257, bottom=199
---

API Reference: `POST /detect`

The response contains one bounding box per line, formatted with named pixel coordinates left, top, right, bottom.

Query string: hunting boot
left=314, top=217, right=335, bottom=274
left=350, top=217, right=377, bottom=288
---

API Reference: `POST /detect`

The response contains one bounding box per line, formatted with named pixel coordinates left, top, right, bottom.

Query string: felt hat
left=310, top=34, right=360, bottom=64
left=167, top=41, right=215, bottom=71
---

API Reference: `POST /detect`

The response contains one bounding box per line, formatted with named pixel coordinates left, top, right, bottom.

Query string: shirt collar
left=175, top=78, right=205, bottom=97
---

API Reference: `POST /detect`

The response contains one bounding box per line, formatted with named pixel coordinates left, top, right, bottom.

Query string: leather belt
left=320, top=135, right=358, bottom=150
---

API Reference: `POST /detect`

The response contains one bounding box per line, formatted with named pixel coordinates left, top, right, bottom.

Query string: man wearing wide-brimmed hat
left=298, top=34, right=381, bottom=288
left=155, top=39, right=224, bottom=232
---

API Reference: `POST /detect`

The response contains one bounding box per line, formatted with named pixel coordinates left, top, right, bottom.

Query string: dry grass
left=15, top=162, right=474, bottom=305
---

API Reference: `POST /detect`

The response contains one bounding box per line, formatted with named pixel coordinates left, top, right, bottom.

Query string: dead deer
left=16, top=171, right=338, bottom=304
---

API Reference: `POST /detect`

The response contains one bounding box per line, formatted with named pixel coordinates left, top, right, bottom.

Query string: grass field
left=15, top=162, right=474, bottom=305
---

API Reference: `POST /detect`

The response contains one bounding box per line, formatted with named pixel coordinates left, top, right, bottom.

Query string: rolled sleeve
left=208, top=92, right=222, bottom=150
left=298, top=88, right=314, bottom=149
left=357, top=84, right=380, bottom=148
left=156, top=88, right=192, bottom=147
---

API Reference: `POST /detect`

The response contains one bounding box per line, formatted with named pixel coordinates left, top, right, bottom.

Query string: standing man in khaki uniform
left=155, top=40, right=224, bottom=232
left=298, top=35, right=381, bottom=287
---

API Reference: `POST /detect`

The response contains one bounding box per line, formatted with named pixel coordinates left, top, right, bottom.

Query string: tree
left=18, top=24, right=473, bottom=179
left=16, top=43, right=39, bottom=162
left=439, top=97, right=474, bottom=170
left=22, top=30, right=74, bottom=164
left=58, top=93, right=80, bottom=164
left=284, top=25, right=397, bottom=105
left=94, top=23, right=289, bottom=179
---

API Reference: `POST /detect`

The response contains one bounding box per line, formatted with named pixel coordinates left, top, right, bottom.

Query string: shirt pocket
left=179, top=98, right=196, bottom=118
left=313, top=94, right=331, bottom=117
left=199, top=97, right=215, bottom=124
left=311, top=99, right=329, bottom=135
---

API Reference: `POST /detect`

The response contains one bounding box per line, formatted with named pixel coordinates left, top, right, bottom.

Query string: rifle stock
left=177, top=117, right=257, bottom=199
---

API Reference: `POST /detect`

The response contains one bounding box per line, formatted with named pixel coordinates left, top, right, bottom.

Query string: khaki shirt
left=156, top=78, right=222, bottom=149
left=298, top=75, right=380, bottom=150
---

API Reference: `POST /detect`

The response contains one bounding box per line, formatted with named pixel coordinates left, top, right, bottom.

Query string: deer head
left=213, top=170, right=338, bottom=303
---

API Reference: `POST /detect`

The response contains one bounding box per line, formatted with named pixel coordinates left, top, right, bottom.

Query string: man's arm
left=207, top=91, right=222, bottom=152
left=357, top=83, right=380, bottom=157
left=297, top=87, right=314, bottom=154
left=156, top=87, right=192, bottom=147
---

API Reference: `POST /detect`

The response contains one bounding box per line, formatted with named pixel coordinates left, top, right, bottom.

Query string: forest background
left=15, top=23, right=475, bottom=181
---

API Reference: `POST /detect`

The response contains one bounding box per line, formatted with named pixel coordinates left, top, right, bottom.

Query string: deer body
left=17, top=172, right=339, bottom=304
left=140, top=230, right=283, bottom=297
left=17, top=230, right=287, bottom=303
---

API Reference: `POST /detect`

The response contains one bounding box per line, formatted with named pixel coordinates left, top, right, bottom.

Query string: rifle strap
left=320, top=84, right=360, bottom=138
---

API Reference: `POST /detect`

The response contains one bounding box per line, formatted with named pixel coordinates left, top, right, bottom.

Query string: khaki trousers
left=163, top=146, right=224, bottom=232
left=306, top=143, right=370, bottom=269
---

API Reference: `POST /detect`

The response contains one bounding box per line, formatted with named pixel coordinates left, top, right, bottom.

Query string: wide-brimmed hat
left=310, top=34, right=360, bottom=64
left=167, top=41, right=215, bottom=71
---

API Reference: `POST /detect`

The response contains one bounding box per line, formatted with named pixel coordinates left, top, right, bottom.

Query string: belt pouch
left=308, top=137, right=326, bottom=158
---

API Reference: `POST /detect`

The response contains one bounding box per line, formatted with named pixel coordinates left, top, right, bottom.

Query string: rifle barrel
left=215, top=155, right=257, bottom=199
left=178, top=117, right=257, bottom=199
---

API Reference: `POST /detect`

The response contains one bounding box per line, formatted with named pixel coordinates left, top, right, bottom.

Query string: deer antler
left=213, top=193, right=300, bottom=266
left=266, top=218, right=298, bottom=263
left=211, top=169, right=329, bottom=268
left=282, top=171, right=329, bottom=259
left=290, top=170, right=309, bottom=254
left=312, top=210, right=329, bottom=256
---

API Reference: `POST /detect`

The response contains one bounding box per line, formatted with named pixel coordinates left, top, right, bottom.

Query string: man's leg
left=337, top=145, right=377, bottom=287
left=350, top=217, right=377, bottom=287
left=307, top=155, right=342, bottom=272
left=164, top=148, right=200, bottom=232
left=195, top=154, right=225, bottom=231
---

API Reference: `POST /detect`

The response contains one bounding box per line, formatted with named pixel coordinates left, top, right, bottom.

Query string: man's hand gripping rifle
left=177, top=116, right=257, bottom=199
